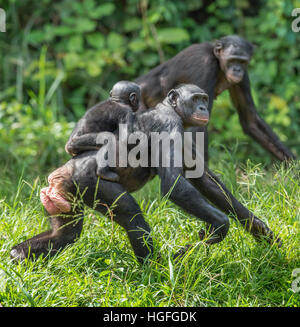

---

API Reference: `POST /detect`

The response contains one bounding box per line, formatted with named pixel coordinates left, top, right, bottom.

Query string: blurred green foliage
left=0, top=0, right=299, bottom=175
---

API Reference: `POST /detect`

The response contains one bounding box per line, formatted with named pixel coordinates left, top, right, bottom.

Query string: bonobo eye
left=192, top=94, right=208, bottom=104
left=236, top=59, right=247, bottom=67
left=229, top=58, right=248, bottom=66
left=192, top=95, right=201, bottom=103
left=201, top=94, right=209, bottom=104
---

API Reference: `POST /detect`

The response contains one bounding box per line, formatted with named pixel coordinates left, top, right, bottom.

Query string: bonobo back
left=65, top=81, right=141, bottom=158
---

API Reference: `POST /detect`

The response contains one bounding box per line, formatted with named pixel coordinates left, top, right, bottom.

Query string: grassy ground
left=0, top=158, right=299, bottom=307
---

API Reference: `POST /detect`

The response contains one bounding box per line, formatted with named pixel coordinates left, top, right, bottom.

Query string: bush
left=0, top=0, right=299, bottom=168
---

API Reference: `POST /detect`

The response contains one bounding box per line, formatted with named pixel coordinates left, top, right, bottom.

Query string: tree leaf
left=90, top=3, right=115, bottom=19
left=157, top=28, right=189, bottom=44
left=107, top=32, right=125, bottom=50
left=67, top=35, right=83, bottom=52
left=86, top=33, right=105, bottom=49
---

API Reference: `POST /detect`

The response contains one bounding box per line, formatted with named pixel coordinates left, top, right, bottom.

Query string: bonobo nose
left=234, top=67, right=241, bottom=73
left=198, top=105, right=207, bottom=111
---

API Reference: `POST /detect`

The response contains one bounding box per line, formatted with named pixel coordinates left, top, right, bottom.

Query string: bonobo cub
left=10, top=84, right=280, bottom=264
left=65, top=80, right=141, bottom=182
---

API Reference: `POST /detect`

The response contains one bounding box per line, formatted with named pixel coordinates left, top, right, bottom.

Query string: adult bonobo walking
left=135, top=35, right=295, bottom=161
left=10, top=85, right=279, bottom=263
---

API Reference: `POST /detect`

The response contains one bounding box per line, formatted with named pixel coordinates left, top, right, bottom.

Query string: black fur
left=10, top=84, right=279, bottom=264
left=135, top=34, right=295, bottom=161
left=65, top=81, right=141, bottom=181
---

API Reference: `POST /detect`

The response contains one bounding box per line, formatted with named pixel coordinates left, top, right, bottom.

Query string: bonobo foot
left=250, top=217, right=282, bottom=247
left=10, top=231, right=55, bottom=261
left=96, top=166, right=120, bottom=182
left=198, top=228, right=224, bottom=244
left=10, top=215, right=83, bottom=262
left=10, top=246, right=27, bottom=261
left=173, top=244, right=193, bottom=260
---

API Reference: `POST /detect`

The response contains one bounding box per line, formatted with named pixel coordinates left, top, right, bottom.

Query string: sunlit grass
left=0, top=160, right=299, bottom=307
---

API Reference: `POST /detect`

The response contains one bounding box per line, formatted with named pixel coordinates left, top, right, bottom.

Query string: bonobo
left=11, top=84, right=279, bottom=263
left=65, top=80, right=141, bottom=182
left=135, top=35, right=295, bottom=161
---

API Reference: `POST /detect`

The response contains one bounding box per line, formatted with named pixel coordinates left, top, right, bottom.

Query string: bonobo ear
left=129, top=92, right=137, bottom=107
left=167, top=89, right=179, bottom=108
left=213, top=41, right=223, bottom=58
left=109, top=90, right=113, bottom=97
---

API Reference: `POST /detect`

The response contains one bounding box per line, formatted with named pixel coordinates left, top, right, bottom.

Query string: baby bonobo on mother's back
left=11, top=84, right=279, bottom=264
left=65, top=80, right=141, bottom=182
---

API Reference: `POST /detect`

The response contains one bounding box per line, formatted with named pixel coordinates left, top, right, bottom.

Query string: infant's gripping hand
left=96, top=165, right=120, bottom=182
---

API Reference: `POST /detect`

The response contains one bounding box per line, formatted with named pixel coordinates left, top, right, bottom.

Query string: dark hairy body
left=65, top=99, right=133, bottom=155
left=65, top=81, right=141, bottom=156
left=10, top=85, right=279, bottom=263
left=65, top=81, right=141, bottom=181
left=135, top=35, right=295, bottom=161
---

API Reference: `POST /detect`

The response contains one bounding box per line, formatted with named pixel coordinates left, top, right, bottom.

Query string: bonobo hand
left=96, top=165, right=120, bottom=182
left=95, top=145, right=120, bottom=182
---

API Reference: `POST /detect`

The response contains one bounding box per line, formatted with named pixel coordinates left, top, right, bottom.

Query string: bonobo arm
left=65, top=118, right=101, bottom=156
left=157, top=164, right=229, bottom=243
left=189, top=168, right=281, bottom=246
left=229, top=73, right=296, bottom=161
left=65, top=104, right=134, bottom=156
left=65, top=133, right=102, bottom=155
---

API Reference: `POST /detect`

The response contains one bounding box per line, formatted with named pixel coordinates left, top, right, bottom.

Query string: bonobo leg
left=11, top=163, right=83, bottom=261
left=189, top=168, right=281, bottom=245
left=10, top=214, right=83, bottom=261
left=81, top=179, right=153, bottom=263
left=11, top=153, right=153, bottom=263
left=158, top=167, right=230, bottom=245
left=70, top=152, right=153, bottom=262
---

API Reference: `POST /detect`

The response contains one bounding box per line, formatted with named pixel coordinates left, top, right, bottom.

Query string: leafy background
left=0, top=0, right=299, bottom=187
left=0, top=0, right=299, bottom=307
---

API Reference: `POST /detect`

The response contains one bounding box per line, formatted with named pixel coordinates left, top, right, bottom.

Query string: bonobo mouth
left=192, top=115, right=209, bottom=126
left=227, top=73, right=243, bottom=84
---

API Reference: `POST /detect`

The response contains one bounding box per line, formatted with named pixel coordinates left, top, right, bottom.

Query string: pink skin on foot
left=40, top=187, right=71, bottom=215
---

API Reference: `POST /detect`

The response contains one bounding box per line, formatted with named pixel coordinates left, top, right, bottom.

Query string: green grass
left=0, top=159, right=299, bottom=307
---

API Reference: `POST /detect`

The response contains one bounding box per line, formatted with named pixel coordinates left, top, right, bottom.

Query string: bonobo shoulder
left=85, top=99, right=130, bottom=118
left=172, top=43, right=217, bottom=71
left=174, top=42, right=214, bottom=59
left=137, top=104, right=182, bottom=134
left=85, top=99, right=110, bottom=116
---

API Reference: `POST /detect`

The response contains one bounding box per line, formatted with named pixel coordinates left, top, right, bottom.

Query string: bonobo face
left=110, top=81, right=141, bottom=111
left=214, top=35, right=253, bottom=84
left=167, top=84, right=210, bottom=127
left=220, top=48, right=249, bottom=84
